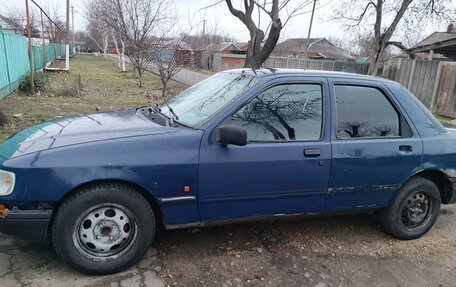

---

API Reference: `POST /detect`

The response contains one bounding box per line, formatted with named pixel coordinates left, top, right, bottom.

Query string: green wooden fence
left=0, top=25, right=67, bottom=99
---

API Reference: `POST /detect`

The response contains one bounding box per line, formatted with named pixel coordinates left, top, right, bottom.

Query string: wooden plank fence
left=263, top=56, right=370, bottom=74
left=383, top=58, right=456, bottom=118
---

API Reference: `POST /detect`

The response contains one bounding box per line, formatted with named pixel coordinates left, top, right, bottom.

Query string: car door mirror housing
left=216, top=124, right=247, bottom=146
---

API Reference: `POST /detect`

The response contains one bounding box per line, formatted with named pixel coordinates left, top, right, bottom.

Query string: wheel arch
left=407, top=169, right=453, bottom=204
left=52, top=179, right=164, bottom=228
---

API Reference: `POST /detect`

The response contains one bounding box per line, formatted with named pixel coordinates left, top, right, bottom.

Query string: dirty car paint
left=0, top=69, right=455, bottom=229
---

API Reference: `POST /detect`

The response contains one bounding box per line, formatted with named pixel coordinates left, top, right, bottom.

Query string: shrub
left=56, top=74, right=83, bottom=97
left=19, top=73, right=48, bottom=94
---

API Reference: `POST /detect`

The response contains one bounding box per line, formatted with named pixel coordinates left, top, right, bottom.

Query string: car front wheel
left=380, top=177, right=441, bottom=240
left=52, top=183, right=155, bottom=275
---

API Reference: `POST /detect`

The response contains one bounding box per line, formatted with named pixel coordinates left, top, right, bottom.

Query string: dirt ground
left=0, top=54, right=184, bottom=143
left=1, top=205, right=456, bottom=287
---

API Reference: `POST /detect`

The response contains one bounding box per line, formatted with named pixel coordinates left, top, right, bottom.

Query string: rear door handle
left=399, top=145, right=413, bottom=153
left=304, top=149, right=321, bottom=157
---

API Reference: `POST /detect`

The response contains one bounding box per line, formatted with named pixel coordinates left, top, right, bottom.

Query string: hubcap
left=401, top=192, right=431, bottom=229
left=73, top=204, right=135, bottom=258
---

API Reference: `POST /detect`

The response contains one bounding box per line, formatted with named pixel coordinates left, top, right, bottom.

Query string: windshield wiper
left=166, top=104, right=179, bottom=121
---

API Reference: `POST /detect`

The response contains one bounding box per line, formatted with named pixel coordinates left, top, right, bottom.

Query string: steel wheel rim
left=72, top=203, right=137, bottom=260
left=401, top=191, right=432, bottom=230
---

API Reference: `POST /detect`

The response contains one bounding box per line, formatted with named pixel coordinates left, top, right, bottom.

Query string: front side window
left=335, top=85, right=400, bottom=139
left=230, top=84, right=323, bottom=141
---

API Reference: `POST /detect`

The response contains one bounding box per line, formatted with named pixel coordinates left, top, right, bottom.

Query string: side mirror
left=216, top=124, right=247, bottom=146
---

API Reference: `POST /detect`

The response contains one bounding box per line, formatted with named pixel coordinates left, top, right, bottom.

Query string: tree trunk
left=112, top=34, right=121, bottom=69
left=368, top=0, right=413, bottom=76
left=138, top=69, right=143, bottom=88
left=120, top=40, right=126, bottom=72
left=103, top=35, right=108, bottom=59
left=244, top=30, right=265, bottom=68
left=368, top=44, right=385, bottom=76
left=225, top=0, right=282, bottom=69
left=161, top=80, right=167, bottom=98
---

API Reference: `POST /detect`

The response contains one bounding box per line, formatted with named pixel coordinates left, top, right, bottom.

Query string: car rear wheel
left=380, top=177, right=441, bottom=240
left=52, top=183, right=155, bottom=275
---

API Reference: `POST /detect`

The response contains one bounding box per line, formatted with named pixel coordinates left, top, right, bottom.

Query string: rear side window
left=335, top=85, right=400, bottom=139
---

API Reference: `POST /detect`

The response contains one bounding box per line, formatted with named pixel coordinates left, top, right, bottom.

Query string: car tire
left=380, top=177, right=441, bottom=240
left=52, top=183, right=155, bottom=275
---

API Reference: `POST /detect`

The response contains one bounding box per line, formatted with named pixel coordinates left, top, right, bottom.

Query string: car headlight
left=0, top=170, right=15, bottom=196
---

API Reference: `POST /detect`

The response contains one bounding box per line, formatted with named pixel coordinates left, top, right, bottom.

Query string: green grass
left=0, top=54, right=185, bottom=143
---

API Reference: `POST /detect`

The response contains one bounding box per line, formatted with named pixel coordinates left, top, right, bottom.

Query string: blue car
left=0, top=69, right=455, bottom=274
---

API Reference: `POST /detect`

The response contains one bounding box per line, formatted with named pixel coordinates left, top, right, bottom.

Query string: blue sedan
left=0, top=69, right=455, bottom=274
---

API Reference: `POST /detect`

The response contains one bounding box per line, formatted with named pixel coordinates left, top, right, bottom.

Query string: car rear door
left=326, top=78, right=423, bottom=210
left=197, top=77, right=332, bottom=221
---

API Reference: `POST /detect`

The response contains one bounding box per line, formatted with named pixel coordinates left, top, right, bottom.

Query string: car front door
left=326, top=79, right=423, bottom=210
left=197, top=78, right=332, bottom=221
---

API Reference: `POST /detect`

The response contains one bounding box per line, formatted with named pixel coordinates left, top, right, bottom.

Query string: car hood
left=0, top=109, right=176, bottom=160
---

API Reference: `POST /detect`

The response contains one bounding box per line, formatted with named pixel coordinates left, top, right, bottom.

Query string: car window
left=230, top=84, right=323, bottom=141
left=161, top=72, right=259, bottom=126
left=335, top=85, right=400, bottom=139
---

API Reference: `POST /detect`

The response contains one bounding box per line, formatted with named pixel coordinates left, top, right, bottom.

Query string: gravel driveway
left=1, top=205, right=456, bottom=287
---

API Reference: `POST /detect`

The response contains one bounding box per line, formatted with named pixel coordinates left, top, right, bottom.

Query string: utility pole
left=40, top=10, right=46, bottom=72
left=25, top=0, right=35, bottom=94
left=202, top=19, right=206, bottom=35
left=306, top=0, right=317, bottom=51
left=65, top=0, right=70, bottom=70
left=71, top=5, right=76, bottom=55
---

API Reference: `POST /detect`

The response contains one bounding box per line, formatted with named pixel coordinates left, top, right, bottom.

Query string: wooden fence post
left=430, top=61, right=443, bottom=113
left=407, top=59, right=416, bottom=89
left=396, top=58, right=402, bottom=82
left=382, top=58, right=392, bottom=78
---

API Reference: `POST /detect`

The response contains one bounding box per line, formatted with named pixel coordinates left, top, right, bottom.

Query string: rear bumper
left=0, top=209, right=52, bottom=242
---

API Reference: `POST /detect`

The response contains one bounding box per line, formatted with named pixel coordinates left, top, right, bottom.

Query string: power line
left=29, top=0, right=65, bottom=32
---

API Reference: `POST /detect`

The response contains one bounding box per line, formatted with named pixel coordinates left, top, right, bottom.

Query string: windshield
left=161, top=72, right=259, bottom=126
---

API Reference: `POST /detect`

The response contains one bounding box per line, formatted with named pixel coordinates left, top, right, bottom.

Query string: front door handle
left=399, top=145, right=413, bottom=153
left=304, top=149, right=321, bottom=157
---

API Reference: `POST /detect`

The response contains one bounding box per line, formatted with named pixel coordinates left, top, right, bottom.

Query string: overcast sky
left=0, top=0, right=452, bottom=47
left=0, top=0, right=344, bottom=41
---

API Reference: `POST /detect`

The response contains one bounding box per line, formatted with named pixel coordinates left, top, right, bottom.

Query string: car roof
left=222, top=68, right=398, bottom=85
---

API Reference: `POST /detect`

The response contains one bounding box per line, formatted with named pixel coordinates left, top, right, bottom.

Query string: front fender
left=0, top=131, right=204, bottom=225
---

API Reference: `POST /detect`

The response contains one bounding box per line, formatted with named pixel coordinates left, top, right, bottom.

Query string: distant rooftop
left=411, top=32, right=456, bottom=49
left=407, top=24, right=456, bottom=60
left=273, top=38, right=356, bottom=61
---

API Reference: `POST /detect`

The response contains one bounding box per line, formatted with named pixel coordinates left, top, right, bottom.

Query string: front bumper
left=0, top=209, right=52, bottom=242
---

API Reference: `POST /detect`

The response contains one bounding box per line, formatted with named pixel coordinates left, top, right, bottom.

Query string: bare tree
left=86, top=21, right=109, bottom=58
left=86, top=0, right=171, bottom=87
left=151, top=37, right=190, bottom=98
left=112, top=32, right=126, bottom=72
left=3, top=8, right=40, bottom=37
left=332, top=0, right=455, bottom=76
left=222, top=0, right=311, bottom=68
